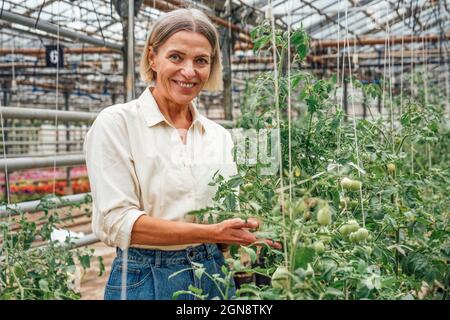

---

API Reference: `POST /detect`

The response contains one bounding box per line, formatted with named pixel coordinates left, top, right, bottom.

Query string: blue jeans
left=104, top=244, right=236, bottom=300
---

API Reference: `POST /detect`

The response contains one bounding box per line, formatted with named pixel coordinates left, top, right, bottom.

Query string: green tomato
left=341, top=178, right=362, bottom=191
left=294, top=200, right=307, bottom=218
left=320, top=235, right=332, bottom=244
left=340, top=177, right=353, bottom=190
left=387, top=163, right=396, bottom=173
left=350, top=180, right=362, bottom=191
left=347, top=219, right=360, bottom=233
left=317, top=205, right=332, bottom=226
left=339, top=197, right=350, bottom=209
left=356, top=228, right=369, bottom=241
left=349, top=232, right=359, bottom=243
left=339, top=220, right=359, bottom=235
left=339, top=224, right=350, bottom=235
left=242, top=183, right=253, bottom=192
left=271, top=266, right=289, bottom=289
left=314, top=241, right=325, bottom=254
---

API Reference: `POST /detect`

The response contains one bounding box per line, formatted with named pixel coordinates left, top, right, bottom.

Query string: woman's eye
left=196, top=58, right=209, bottom=65
left=169, top=54, right=181, bottom=62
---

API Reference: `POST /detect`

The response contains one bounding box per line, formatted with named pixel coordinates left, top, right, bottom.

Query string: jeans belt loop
left=155, top=250, right=162, bottom=268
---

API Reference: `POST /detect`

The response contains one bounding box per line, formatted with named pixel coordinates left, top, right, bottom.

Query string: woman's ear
left=148, top=47, right=157, bottom=72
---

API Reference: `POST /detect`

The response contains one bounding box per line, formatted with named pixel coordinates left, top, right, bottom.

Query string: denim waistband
left=116, top=243, right=218, bottom=267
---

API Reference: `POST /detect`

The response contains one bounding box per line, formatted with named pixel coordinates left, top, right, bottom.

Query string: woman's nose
left=181, top=61, right=196, bottom=78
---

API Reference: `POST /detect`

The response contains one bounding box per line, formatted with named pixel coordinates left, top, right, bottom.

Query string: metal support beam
left=143, top=0, right=252, bottom=44
left=0, top=154, right=85, bottom=171
left=0, top=47, right=118, bottom=56
left=0, top=106, right=234, bottom=126
left=311, top=34, right=450, bottom=48
left=65, top=233, right=100, bottom=249
left=0, top=192, right=91, bottom=217
left=0, top=10, right=122, bottom=51
left=0, top=107, right=97, bottom=122
left=33, top=233, right=100, bottom=250
left=127, top=0, right=136, bottom=101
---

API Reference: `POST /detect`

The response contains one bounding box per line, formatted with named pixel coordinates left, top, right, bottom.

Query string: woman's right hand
left=211, top=218, right=282, bottom=249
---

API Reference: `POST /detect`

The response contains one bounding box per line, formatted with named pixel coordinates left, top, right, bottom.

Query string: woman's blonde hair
left=139, top=8, right=223, bottom=91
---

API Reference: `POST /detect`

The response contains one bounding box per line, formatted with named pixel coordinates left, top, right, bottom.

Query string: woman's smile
left=172, top=79, right=197, bottom=89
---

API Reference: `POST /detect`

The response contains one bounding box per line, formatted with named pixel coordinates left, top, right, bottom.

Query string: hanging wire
left=344, top=8, right=365, bottom=227
left=267, top=0, right=288, bottom=267
left=283, top=0, right=293, bottom=222
left=0, top=52, right=11, bottom=206
left=52, top=1, right=61, bottom=196
left=34, top=0, right=47, bottom=29
left=386, top=10, right=395, bottom=155
left=340, top=7, right=349, bottom=219
left=400, top=6, right=405, bottom=117
left=228, top=0, right=234, bottom=121
left=0, top=28, right=13, bottom=298
left=90, top=0, right=106, bottom=47
left=381, top=14, right=388, bottom=119
left=0, top=0, right=5, bottom=19
left=409, top=1, right=416, bottom=175
left=437, top=0, right=450, bottom=116
left=336, top=0, right=349, bottom=218
left=421, top=2, right=431, bottom=169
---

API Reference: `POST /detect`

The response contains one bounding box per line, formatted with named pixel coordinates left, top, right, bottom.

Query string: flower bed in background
left=0, top=166, right=90, bottom=202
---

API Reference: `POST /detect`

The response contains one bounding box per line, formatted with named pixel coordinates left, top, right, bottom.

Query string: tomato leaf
left=294, top=246, right=315, bottom=269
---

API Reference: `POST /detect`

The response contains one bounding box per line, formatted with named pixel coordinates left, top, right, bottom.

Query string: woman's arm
left=131, top=216, right=281, bottom=248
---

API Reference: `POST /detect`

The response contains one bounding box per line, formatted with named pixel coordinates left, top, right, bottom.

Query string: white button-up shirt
left=84, top=87, right=237, bottom=250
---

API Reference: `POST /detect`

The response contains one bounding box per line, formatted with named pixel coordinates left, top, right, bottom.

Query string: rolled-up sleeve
left=84, top=110, right=146, bottom=249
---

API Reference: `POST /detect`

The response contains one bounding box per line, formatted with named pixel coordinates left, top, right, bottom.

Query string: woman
left=84, top=8, right=279, bottom=300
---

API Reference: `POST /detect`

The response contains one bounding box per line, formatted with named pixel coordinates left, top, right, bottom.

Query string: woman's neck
left=151, top=87, right=192, bottom=129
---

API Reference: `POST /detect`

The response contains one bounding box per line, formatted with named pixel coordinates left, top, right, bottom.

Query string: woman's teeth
left=176, top=81, right=194, bottom=88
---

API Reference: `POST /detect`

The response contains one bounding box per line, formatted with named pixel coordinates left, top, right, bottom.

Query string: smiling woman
left=83, top=8, right=279, bottom=301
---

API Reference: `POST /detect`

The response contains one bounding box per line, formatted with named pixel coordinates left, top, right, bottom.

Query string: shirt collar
left=137, top=87, right=207, bottom=133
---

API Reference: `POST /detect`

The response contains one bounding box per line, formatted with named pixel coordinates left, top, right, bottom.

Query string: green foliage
left=0, top=197, right=97, bottom=300
left=191, top=23, right=449, bottom=300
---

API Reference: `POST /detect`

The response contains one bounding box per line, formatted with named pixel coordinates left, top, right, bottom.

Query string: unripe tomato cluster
left=339, top=219, right=369, bottom=243
left=339, top=197, right=359, bottom=211
left=349, top=228, right=369, bottom=243
left=340, top=177, right=362, bottom=191
left=339, top=219, right=360, bottom=235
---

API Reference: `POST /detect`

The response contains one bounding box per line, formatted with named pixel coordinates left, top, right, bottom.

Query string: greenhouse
left=0, top=0, right=448, bottom=301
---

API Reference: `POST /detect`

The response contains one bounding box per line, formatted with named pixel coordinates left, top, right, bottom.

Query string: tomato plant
left=188, top=22, right=448, bottom=300
left=0, top=195, right=101, bottom=299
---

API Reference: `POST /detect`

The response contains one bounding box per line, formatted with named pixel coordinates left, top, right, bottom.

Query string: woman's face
left=149, top=30, right=213, bottom=106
